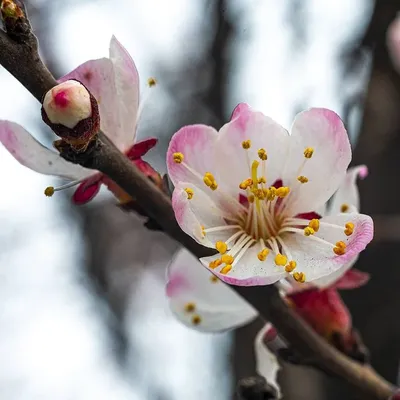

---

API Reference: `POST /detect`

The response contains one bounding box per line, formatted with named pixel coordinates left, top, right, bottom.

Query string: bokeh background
left=0, top=0, right=399, bottom=399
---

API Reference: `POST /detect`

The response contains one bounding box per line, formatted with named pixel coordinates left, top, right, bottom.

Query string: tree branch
left=0, top=4, right=395, bottom=399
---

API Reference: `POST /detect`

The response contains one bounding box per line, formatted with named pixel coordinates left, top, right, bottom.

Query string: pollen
left=239, top=178, right=253, bottom=190
left=44, top=186, right=55, bottom=197
left=184, top=188, right=194, bottom=199
left=248, top=194, right=255, bottom=203
left=220, top=264, right=232, bottom=275
left=215, top=241, right=228, bottom=254
left=276, top=186, right=290, bottom=198
left=309, top=219, right=320, bottom=232
left=344, top=222, right=354, bottom=236
left=147, top=77, right=157, bottom=87
left=210, top=182, right=218, bottom=190
left=304, top=147, right=314, bottom=158
left=204, top=172, right=218, bottom=190
left=258, top=148, right=267, bottom=160
left=275, top=253, right=288, bottom=266
left=210, top=275, right=219, bottom=283
left=333, top=241, right=347, bottom=255
left=297, top=175, right=308, bottom=183
left=257, top=248, right=270, bottom=261
left=191, top=315, right=202, bottom=325
left=304, top=227, right=315, bottom=236
left=285, top=261, right=297, bottom=273
left=341, top=204, right=349, bottom=213
left=258, top=177, right=266, bottom=184
left=173, top=152, right=184, bottom=163
left=293, top=272, right=306, bottom=283
left=221, top=254, right=234, bottom=264
left=242, top=140, right=251, bottom=149
left=266, top=187, right=276, bottom=201
left=184, top=302, right=196, bottom=313
left=201, top=225, right=206, bottom=237
left=209, top=259, right=222, bottom=269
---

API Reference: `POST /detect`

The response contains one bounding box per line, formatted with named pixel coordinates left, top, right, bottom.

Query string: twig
left=0, top=3, right=395, bottom=399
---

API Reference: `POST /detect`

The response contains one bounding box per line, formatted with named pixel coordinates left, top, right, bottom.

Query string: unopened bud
left=41, top=80, right=100, bottom=151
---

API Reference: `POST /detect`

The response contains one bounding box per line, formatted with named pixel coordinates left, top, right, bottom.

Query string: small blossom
left=167, top=103, right=373, bottom=286
left=0, top=36, right=159, bottom=204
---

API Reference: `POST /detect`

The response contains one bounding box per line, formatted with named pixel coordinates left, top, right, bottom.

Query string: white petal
left=166, top=248, right=257, bottom=332
left=255, top=323, right=281, bottom=398
left=311, top=258, right=357, bottom=289
left=109, top=36, right=140, bottom=150
left=0, top=121, right=92, bottom=180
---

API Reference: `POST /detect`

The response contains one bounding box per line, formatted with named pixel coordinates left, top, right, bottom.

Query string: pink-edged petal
left=311, top=259, right=357, bottom=289
left=255, top=323, right=281, bottom=398
left=200, top=244, right=286, bottom=287
left=332, top=268, right=370, bottom=290
left=109, top=36, right=140, bottom=150
left=172, top=183, right=235, bottom=248
left=282, top=212, right=373, bottom=283
left=282, top=108, right=351, bottom=215
left=72, top=175, right=102, bottom=205
left=328, top=165, right=368, bottom=215
left=126, top=137, right=158, bottom=160
left=0, top=121, right=92, bottom=180
left=214, top=105, right=289, bottom=197
left=230, top=102, right=252, bottom=120
left=59, top=58, right=121, bottom=147
left=167, top=124, right=218, bottom=187
left=167, top=248, right=257, bottom=332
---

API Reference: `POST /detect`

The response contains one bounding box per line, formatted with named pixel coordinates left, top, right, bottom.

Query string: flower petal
left=0, top=121, right=92, bottom=180
left=328, top=165, right=368, bottom=215
left=172, top=183, right=235, bottom=248
left=167, top=248, right=257, bottom=332
left=126, top=138, right=158, bottom=160
left=332, top=268, right=370, bottom=290
left=282, top=108, right=351, bottom=215
left=109, top=36, right=140, bottom=150
left=311, top=259, right=357, bottom=289
left=282, top=212, right=373, bottom=283
left=72, top=175, right=102, bottom=205
left=255, top=323, right=281, bottom=398
left=201, top=243, right=286, bottom=286
left=214, top=104, right=289, bottom=197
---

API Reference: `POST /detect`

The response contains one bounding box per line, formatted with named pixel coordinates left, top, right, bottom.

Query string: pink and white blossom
left=0, top=36, right=157, bottom=204
left=167, top=104, right=373, bottom=286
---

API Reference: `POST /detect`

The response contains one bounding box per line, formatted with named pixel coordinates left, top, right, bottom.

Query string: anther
left=304, top=147, right=314, bottom=158
left=266, top=187, right=276, bottom=201
left=184, top=302, right=196, bottom=313
left=258, top=177, right=266, bottom=184
left=285, top=261, right=297, bottom=273
left=239, top=178, right=253, bottom=190
left=220, top=264, right=232, bottom=275
left=215, top=241, right=228, bottom=254
left=248, top=195, right=255, bottom=203
left=333, top=241, right=347, bottom=255
left=297, top=175, right=308, bottom=183
left=309, top=219, right=320, bottom=232
left=221, top=254, right=234, bottom=264
left=344, top=222, right=354, bottom=236
left=257, top=248, right=270, bottom=261
left=276, top=186, right=290, bottom=198
left=191, top=315, right=201, bottom=325
left=210, top=275, right=219, bottom=283
left=147, top=77, right=157, bottom=87
left=242, top=140, right=251, bottom=149
left=184, top=188, right=194, bottom=199
left=341, top=204, right=349, bottom=213
left=209, top=259, right=222, bottom=269
left=210, top=182, right=218, bottom=190
left=44, top=186, right=55, bottom=197
left=304, top=227, right=315, bottom=236
left=275, top=253, right=288, bottom=266
left=173, top=152, right=184, bottom=163
left=258, top=148, right=267, bottom=160
left=293, top=272, right=306, bottom=283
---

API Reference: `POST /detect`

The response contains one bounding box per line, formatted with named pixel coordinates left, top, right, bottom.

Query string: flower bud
left=41, top=80, right=100, bottom=151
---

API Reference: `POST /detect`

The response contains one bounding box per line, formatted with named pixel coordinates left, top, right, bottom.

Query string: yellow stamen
left=251, top=160, right=260, bottom=188
left=173, top=152, right=184, bottom=163
left=304, top=147, right=314, bottom=158
left=220, top=264, right=232, bottom=275
left=276, top=186, right=290, bottom=198
left=201, top=225, right=206, bottom=237
left=258, top=148, right=267, bottom=160
left=293, top=272, right=306, bottom=283
left=309, top=219, right=320, bottom=232
left=204, top=172, right=218, bottom=190
left=242, top=140, right=251, bottom=149
left=297, top=175, right=308, bottom=184
left=304, top=227, right=315, bottom=236
left=147, top=77, right=157, bottom=87
left=248, top=195, right=255, bottom=203
left=191, top=315, right=201, bottom=325
left=344, top=222, right=354, bottom=236
left=44, top=186, right=55, bottom=197
left=209, top=259, right=222, bottom=269
left=239, top=178, right=253, bottom=190
left=210, top=276, right=219, bottom=283
left=341, top=204, right=349, bottom=213
left=257, top=248, right=270, bottom=261
left=275, top=253, right=288, bottom=266
left=210, top=182, right=218, bottom=190
left=266, top=187, right=276, bottom=201
left=258, top=177, right=266, bottom=184
left=333, top=241, right=346, bottom=255
left=285, top=261, right=297, bottom=272
left=215, top=241, right=228, bottom=254
left=184, top=188, right=194, bottom=199
left=184, top=302, right=196, bottom=313
left=221, top=254, right=234, bottom=264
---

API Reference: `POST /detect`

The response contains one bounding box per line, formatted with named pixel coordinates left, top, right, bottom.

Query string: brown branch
left=0, top=4, right=395, bottom=399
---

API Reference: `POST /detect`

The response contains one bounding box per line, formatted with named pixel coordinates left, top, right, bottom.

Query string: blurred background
left=0, top=0, right=399, bottom=399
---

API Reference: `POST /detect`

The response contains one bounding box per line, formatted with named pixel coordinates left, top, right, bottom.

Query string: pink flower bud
left=41, top=80, right=100, bottom=151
